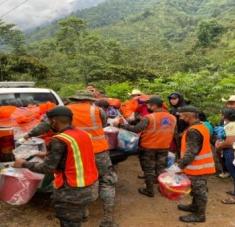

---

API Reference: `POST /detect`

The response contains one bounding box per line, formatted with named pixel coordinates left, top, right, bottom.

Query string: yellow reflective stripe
left=56, top=133, right=85, bottom=187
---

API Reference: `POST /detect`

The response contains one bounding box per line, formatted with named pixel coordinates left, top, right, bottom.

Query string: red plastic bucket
left=0, top=168, right=44, bottom=205
left=158, top=172, right=191, bottom=201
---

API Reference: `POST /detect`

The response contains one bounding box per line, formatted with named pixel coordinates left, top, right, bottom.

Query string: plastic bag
left=214, top=126, right=226, bottom=140
left=117, top=129, right=139, bottom=153
left=0, top=168, right=44, bottom=205
left=158, top=172, right=191, bottom=201
left=14, top=137, right=46, bottom=160
left=104, top=127, right=119, bottom=150
left=166, top=152, right=176, bottom=168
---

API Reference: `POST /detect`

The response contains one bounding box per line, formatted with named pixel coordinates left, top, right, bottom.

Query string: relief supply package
left=117, top=129, right=139, bottom=153
left=158, top=172, right=191, bottom=201
left=0, top=168, right=44, bottom=205
left=104, top=126, right=119, bottom=150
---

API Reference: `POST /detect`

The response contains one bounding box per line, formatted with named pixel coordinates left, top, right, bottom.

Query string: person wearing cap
left=119, top=96, right=176, bottom=197
left=67, top=91, right=118, bottom=227
left=167, top=106, right=216, bottom=223
left=13, top=106, right=99, bottom=227
left=216, top=108, right=235, bottom=204
left=222, top=95, right=235, bottom=109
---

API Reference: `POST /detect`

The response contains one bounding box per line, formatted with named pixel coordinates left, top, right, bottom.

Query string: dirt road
left=1, top=156, right=235, bottom=227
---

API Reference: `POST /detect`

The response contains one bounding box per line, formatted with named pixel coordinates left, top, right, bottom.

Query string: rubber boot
left=60, top=220, right=81, bottom=227
left=82, top=208, right=89, bottom=223
left=138, top=176, right=154, bottom=197
left=178, top=197, right=197, bottom=212
left=179, top=196, right=206, bottom=223
left=179, top=213, right=206, bottom=223
left=100, top=205, right=118, bottom=227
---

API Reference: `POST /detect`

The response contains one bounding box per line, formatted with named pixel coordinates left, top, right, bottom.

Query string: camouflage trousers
left=95, top=151, right=118, bottom=223
left=140, top=149, right=168, bottom=183
left=189, top=176, right=208, bottom=215
left=52, top=181, right=98, bottom=227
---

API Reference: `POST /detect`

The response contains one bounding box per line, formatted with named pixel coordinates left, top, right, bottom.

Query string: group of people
left=12, top=86, right=235, bottom=226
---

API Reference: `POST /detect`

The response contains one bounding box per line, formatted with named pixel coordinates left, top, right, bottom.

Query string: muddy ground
left=1, top=156, right=235, bottom=227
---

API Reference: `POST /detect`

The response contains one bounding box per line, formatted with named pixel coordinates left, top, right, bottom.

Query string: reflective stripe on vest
left=79, top=105, right=99, bottom=131
left=55, top=133, right=85, bottom=187
left=68, top=103, right=109, bottom=153
left=186, top=163, right=215, bottom=170
left=194, top=152, right=213, bottom=161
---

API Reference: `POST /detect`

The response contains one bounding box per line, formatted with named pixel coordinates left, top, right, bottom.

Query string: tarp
left=0, top=102, right=56, bottom=137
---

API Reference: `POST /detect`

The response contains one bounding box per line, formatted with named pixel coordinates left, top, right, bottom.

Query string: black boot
left=60, top=220, right=81, bottom=227
left=179, top=213, right=206, bottom=223
left=138, top=188, right=154, bottom=197
left=177, top=204, right=197, bottom=212
left=82, top=208, right=89, bottom=223
left=138, top=176, right=154, bottom=197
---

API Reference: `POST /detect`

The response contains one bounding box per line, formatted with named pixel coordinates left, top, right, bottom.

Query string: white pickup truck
left=0, top=82, right=63, bottom=106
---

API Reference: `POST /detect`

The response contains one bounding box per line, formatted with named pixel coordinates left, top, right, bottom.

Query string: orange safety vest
left=53, top=129, right=98, bottom=189
left=67, top=103, right=109, bottom=153
left=120, top=99, right=138, bottom=119
left=181, top=124, right=216, bottom=176
left=140, top=112, right=176, bottom=149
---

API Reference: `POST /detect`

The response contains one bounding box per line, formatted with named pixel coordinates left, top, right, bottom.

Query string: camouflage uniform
left=122, top=118, right=169, bottom=195
left=23, top=127, right=99, bottom=227
left=27, top=116, right=51, bottom=137
left=95, top=151, right=118, bottom=227
left=178, top=122, right=208, bottom=218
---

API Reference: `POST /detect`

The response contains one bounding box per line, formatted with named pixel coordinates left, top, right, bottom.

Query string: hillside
left=3, top=0, right=235, bottom=119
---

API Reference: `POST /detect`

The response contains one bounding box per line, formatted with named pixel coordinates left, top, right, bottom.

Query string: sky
left=0, top=0, right=103, bottom=30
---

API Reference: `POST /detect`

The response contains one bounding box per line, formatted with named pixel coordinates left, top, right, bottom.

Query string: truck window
left=0, top=93, right=58, bottom=106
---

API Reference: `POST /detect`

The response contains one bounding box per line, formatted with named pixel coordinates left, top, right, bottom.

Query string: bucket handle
left=163, top=183, right=191, bottom=194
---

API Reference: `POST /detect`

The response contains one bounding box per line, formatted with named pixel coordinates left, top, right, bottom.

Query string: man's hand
left=13, top=159, right=26, bottom=168
left=165, top=164, right=182, bottom=174
left=35, top=151, right=48, bottom=159
left=215, top=140, right=223, bottom=149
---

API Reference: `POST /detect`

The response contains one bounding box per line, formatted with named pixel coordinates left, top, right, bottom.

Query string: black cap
left=146, top=96, right=163, bottom=106
left=178, top=105, right=199, bottom=113
left=46, top=106, right=73, bottom=119
left=168, top=92, right=180, bottom=99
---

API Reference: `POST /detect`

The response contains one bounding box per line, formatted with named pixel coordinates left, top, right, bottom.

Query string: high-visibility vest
left=120, top=99, right=138, bottom=119
left=181, top=124, right=216, bottom=176
left=67, top=103, right=109, bottom=153
left=53, top=129, right=98, bottom=189
left=140, top=112, right=176, bottom=149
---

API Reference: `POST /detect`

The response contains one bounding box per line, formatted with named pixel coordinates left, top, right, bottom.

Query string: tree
left=0, top=20, right=25, bottom=54
left=56, top=16, right=86, bottom=54
left=196, top=20, right=224, bottom=47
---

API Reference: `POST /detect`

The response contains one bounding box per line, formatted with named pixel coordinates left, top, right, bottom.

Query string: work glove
left=165, top=164, right=182, bottom=174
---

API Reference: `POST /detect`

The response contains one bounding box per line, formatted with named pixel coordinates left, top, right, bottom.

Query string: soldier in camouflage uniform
left=169, top=106, right=216, bottom=223
left=120, top=96, right=176, bottom=198
left=67, top=91, right=118, bottom=227
left=14, top=106, right=99, bottom=227
left=25, top=91, right=118, bottom=227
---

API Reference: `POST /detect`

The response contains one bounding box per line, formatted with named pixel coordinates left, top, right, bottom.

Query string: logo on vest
left=161, top=118, right=171, bottom=127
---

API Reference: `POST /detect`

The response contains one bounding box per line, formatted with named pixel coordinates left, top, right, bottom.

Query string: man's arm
left=120, top=118, right=149, bottom=133
left=22, top=138, right=66, bottom=174
left=178, top=129, right=203, bottom=169
left=27, top=116, right=51, bottom=138
left=99, top=108, right=107, bottom=128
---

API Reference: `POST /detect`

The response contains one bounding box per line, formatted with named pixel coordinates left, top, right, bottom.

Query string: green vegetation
left=1, top=0, right=235, bottom=122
